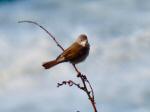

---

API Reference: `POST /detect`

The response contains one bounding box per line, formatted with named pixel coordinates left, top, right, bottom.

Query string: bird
left=42, top=34, right=90, bottom=69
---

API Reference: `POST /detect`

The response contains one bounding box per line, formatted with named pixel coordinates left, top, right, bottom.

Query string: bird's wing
left=58, top=43, right=82, bottom=61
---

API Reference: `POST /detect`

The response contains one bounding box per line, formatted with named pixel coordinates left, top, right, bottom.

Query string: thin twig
left=18, top=20, right=64, bottom=51
left=86, top=79, right=95, bottom=101
left=19, top=20, right=97, bottom=112
left=57, top=80, right=84, bottom=90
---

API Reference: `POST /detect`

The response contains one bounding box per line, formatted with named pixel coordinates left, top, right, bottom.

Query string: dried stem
left=19, top=20, right=98, bottom=112
left=18, top=20, right=64, bottom=51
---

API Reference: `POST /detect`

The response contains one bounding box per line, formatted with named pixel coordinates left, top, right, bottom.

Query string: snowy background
left=0, top=0, right=150, bottom=112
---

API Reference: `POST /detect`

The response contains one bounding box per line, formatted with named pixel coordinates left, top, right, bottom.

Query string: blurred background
left=0, top=0, right=150, bottom=112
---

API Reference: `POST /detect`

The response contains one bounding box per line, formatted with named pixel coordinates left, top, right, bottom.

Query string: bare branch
left=18, top=20, right=64, bottom=51
left=19, top=20, right=97, bottom=112
left=57, top=80, right=84, bottom=90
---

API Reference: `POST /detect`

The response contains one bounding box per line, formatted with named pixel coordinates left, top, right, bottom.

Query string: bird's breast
left=71, top=44, right=90, bottom=64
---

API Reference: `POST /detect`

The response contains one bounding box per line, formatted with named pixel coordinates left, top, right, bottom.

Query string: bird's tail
left=42, top=60, right=59, bottom=69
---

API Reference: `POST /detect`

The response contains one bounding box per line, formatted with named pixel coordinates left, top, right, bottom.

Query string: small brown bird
left=42, top=34, right=90, bottom=69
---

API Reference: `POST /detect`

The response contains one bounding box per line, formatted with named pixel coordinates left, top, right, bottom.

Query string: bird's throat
left=80, top=40, right=87, bottom=47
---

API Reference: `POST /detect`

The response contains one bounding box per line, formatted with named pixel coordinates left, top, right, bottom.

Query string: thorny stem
left=19, top=20, right=98, bottom=112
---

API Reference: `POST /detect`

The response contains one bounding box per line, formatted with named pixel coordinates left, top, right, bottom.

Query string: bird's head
left=76, top=34, right=88, bottom=47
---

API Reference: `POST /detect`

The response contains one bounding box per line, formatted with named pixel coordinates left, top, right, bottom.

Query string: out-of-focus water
left=0, top=0, right=150, bottom=112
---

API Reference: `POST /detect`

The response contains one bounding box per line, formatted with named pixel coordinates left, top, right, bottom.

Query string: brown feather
left=57, top=42, right=89, bottom=64
left=42, top=60, right=58, bottom=69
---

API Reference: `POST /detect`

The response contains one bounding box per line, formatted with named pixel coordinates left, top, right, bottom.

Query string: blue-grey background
left=0, top=0, right=150, bottom=112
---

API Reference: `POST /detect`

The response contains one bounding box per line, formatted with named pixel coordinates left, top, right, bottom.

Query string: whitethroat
left=42, top=34, right=90, bottom=69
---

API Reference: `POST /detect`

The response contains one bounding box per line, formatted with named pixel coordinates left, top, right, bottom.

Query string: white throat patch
left=80, top=40, right=87, bottom=47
